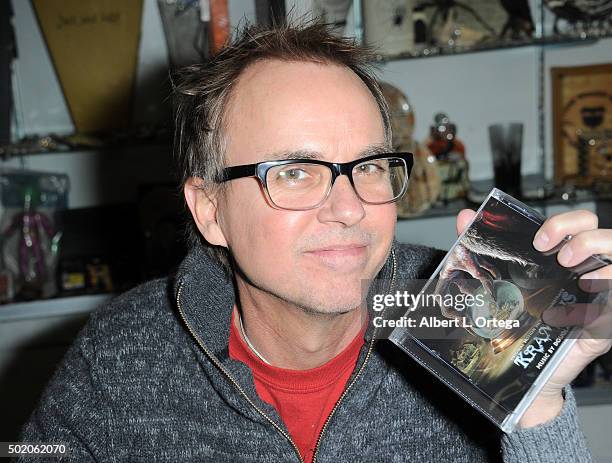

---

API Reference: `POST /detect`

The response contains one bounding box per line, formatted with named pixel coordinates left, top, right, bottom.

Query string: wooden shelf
left=397, top=175, right=611, bottom=221
left=0, top=127, right=171, bottom=158
left=374, top=33, right=609, bottom=63
left=0, top=294, right=113, bottom=323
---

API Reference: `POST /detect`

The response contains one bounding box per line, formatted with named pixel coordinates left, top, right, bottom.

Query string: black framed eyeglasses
left=219, top=152, right=414, bottom=211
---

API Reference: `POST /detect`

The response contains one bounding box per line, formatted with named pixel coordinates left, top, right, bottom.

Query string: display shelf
left=0, top=293, right=113, bottom=323
left=0, top=127, right=171, bottom=159
left=373, top=32, right=609, bottom=63
left=398, top=174, right=611, bottom=221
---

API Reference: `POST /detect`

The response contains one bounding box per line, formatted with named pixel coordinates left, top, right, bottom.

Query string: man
left=20, top=22, right=611, bottom=462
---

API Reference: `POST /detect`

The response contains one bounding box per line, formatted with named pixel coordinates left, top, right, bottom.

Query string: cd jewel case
left=387, top=188, right=610, bottom=433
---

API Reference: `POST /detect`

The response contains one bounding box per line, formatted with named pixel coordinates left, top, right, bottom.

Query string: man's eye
left=278, top=168, right=309, bottom=181
left=356, top=163, right=386, bottom=175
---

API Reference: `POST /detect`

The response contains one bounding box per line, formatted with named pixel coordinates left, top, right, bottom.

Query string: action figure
left=3, top=184, right=57, bottom=298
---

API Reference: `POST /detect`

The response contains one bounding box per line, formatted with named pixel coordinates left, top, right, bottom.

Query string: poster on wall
left=551, top=63, right=612, bottom=188
left=32, top=0, right=143, bottom=134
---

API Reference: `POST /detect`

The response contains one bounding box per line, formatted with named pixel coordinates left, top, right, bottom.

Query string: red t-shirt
left=228, top=310, right=366, bottom=463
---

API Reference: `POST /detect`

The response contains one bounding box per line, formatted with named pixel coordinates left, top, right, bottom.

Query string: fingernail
left=533, top=231, right=549, bottom=250
left=558, top=245, right=573, bottom=266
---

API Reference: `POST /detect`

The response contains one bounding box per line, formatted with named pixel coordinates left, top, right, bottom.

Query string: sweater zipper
left=311, top=247, right=397, bottom=463
left=175, top=282, right=304, bottom=463
left=176, top=247, right=397, bottom=463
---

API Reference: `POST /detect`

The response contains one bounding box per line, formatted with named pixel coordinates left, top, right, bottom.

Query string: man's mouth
left=308, top=243, right=367, bottom=252
left=304, top=243, right=369, bottom=268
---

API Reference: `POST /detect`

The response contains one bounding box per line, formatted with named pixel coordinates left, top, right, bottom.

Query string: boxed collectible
left=0, top=169, right=69, bottom=301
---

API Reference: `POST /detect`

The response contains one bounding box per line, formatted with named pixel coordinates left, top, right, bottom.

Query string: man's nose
left=316, top=175, right=365, bottom=226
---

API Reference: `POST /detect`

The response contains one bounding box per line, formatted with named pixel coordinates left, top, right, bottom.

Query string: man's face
left=217, top=59, right=397, bottom=314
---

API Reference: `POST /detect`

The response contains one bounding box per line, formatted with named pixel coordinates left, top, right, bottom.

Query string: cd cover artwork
left=387, top=188, right=610, bottom=432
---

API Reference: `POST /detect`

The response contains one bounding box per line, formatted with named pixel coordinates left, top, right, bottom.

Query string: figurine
left=3, top=184, right=57, bottom=298
left=426, top=112, right=469, bottom=203
left=418, top=0, right=496, bottom=47
left=379, top=82, right=441, bottom=217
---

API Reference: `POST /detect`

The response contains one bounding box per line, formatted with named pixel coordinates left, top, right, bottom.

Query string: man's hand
left=456, top=208, right=612, bottom=428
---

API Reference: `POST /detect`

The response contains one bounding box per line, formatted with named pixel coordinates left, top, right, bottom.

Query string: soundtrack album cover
left=387, top=189, right=608, bottom=432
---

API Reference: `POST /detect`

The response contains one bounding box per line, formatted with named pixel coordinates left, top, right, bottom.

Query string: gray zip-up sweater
left=20, top=242, right=592, bottom=462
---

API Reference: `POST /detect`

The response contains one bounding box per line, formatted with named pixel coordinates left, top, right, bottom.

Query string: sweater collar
left=173, top=241, right=397, bottom=357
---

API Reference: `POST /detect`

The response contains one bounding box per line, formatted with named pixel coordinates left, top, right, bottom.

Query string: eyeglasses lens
left=265, top=157, right=408, bottom=210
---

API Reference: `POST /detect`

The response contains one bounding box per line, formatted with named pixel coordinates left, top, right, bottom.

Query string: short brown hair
left=173, top=21, right=391, bottom=276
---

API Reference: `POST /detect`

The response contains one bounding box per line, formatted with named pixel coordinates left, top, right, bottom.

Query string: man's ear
left=183, top=177, right=228, bottom=248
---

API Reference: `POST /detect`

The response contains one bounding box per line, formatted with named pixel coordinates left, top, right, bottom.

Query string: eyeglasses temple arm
left=220, top=163, right=258, bottom=182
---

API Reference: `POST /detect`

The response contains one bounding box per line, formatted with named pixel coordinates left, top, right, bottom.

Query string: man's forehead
left=227, top=59, right=376, bottom=115
left=223, top=59, right=386, bottom=165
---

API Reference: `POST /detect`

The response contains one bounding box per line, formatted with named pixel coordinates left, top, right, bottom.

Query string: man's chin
left=295, top=300, right=363, bottom=317
left=290, top=287, right=366, bottom=316
left=290, top=268, right=376, bottom=310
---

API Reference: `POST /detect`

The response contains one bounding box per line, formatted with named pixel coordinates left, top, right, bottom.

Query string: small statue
left=426, top=112, right=469, bottom=203
left=379, top=82, right=441, bottom=217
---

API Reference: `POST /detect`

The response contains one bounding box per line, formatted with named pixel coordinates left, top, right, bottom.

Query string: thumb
left=456, top=209, right=477, bottom=236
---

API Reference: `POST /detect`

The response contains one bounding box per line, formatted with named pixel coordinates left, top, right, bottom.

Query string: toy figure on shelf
left=426, top=112, right=469, bottom=203
left=418, top=0, right=497, bottom=47
left=0, top=239, right=14, bottom=303
left=3, top=185, right=58, bottom=299
left=380, top=82, right=441, bottom=217
left=543, top=0, right=612, bottom=36
left=499, top=0, right=534, bottom=40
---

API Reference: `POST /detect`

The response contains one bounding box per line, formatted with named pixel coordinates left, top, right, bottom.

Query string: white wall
left=6, top=0, right=612, bottom=204
left=379, top=47, right=540, bottom=181
left=379, top=38, right=612, bottom=182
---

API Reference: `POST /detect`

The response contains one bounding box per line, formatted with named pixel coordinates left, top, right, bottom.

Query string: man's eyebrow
left=264, top=144, right=392, bottom=161
left=358, top=143, right=393, bottom=158
left=266, top=150, right=321, bottom=160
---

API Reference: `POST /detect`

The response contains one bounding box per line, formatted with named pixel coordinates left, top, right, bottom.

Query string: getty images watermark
left=370, top=290, right=522, bottom=331
left=366, top=278, right=612, bottom=340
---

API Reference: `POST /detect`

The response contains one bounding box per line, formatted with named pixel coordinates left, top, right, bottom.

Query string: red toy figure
left=426, top=112, right=470, bottom=203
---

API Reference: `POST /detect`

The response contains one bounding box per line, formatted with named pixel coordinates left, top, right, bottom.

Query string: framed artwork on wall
left=551, top=63, right=612, bottom=188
